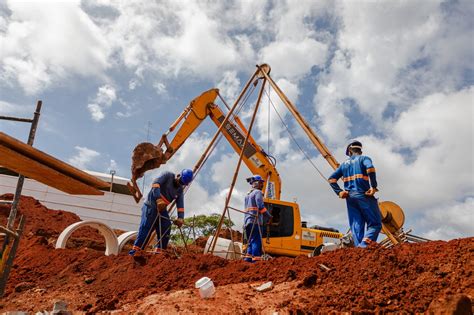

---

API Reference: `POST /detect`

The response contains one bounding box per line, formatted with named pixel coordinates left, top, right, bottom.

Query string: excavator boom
left=129, top=89, right=281, bottom=202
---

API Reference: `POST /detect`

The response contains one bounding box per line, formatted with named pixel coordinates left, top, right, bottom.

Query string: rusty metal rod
left=177, top=225, right=188, bottom=253
left=210, top=77, right=267, bottom=254
left=0, top=216, right=25, bottom=297
left=1, top=102, right=41, bottom=298
left=192, top=70, right=259, bottom=176
left=0, top=116, right=33, bottom=123
left=227, top=206, right=255, bottom=216
left=7, top=100, right=42, bottom=229
left=0, top=226, right=18, bottom=238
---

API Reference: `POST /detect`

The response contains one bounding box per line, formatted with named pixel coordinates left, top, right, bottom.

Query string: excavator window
left=263, top=202, right=294, bottom=238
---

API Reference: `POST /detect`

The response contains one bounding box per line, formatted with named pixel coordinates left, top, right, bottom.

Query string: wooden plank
left=0, top=132, right=109, bottom=189
left=0, top=146, right=103, bottom=195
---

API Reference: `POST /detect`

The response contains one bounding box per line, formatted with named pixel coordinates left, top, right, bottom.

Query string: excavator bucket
left=128, top=142, right=167, bottom=203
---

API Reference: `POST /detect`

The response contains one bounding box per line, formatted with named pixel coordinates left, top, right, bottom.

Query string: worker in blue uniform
left=243, top=175, right=272, bottom=262
left=328, top=141, right=382, bottom=248
left=129, top=169, right=193, bottom=256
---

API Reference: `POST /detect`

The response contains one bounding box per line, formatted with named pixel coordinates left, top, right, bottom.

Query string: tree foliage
left=170, top=213, right=234, bottom=244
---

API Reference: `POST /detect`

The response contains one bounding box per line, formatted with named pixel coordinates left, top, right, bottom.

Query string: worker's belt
left=245, top=207, right=267, bottom=214
left=160, top=195, right=171, bottom=204
left=342, top=174, right=369, bottom=182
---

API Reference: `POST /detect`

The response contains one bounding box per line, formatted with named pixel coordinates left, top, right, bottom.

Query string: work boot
left=128, top=245, right=141, bottom=256
left=252, top=256, right=263, bottom=263
left=359, top=238, right=375, bottom=248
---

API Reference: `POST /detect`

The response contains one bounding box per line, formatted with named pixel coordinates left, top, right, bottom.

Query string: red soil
left=1, top=195, right=473, bottom=313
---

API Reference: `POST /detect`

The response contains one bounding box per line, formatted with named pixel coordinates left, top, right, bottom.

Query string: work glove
left=157, top=199, right=167, bottom=212
left=365, top=187, right=378, bottom=197
left=174, top=218, right=184, bottom=228
left=338, top=191, right=349, bottom=199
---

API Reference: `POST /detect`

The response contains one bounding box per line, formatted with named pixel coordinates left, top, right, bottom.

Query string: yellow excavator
left=128, top=64, right=408, bottom=257
left=128, top=88, right=344, bottom=257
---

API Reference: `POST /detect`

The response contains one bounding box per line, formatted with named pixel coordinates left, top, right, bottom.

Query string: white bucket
left=195, top=277, right=216, bottom=299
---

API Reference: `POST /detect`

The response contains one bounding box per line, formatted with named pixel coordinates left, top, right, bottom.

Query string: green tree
left=170, top=213, right=234, bottom=245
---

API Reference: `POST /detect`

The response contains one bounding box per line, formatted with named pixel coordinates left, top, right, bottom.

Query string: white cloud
left=0, top=0, right=110, bottom=94
left=419, top=198, right=474, bottom=240
left=87, top=84, right=116, bottom=121
left=259, top=38, right=327, bottom=79
left=390, top=87, right=474, bottom=208
left=257, top=1, right=331, bottom=80
left=68, top=146, right=100, bottom=169
left=255, top=78, right=300, bottom=156
left=216, top=71, right=240, bottom=102
left=107, top=159, right=118, bottom=173
left=152, top=82, right=167, bottom=95
left=100, top=1, right=253, bottom=80
left=0, top=100, right=33, bottom=116
left=128, top=78, right=140, bottom=90
left=314, top=0, right=474, bottom=145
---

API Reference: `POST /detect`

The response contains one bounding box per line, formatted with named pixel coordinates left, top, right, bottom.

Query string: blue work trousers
left=244, top=224, right=263, bottom=262
left=133, top=204, right=172, bottom=249
left=346, top=195, right=382, bottom=247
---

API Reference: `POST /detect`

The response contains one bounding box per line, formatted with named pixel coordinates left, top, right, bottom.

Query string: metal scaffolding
left=0, top=100, right=42, bottom=297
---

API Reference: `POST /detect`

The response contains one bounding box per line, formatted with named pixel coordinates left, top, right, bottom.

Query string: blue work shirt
left=328, top=155, right=378, bottom=197
left=145, top=171, right=185, bottom=218
left=244, top=189, right=270, bottom=226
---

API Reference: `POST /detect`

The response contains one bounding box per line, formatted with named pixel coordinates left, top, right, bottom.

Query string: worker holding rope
left=328, top=141, right=382, bottom=248
left=129, top=169, right=193, bottom=256
left=243, top=175, right=272, bottom=262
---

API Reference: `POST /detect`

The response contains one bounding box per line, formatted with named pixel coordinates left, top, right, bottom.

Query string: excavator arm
left=129, top=89, right=281, bottom=202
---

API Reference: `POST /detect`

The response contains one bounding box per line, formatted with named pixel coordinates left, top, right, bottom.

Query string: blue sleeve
left=255, top=191, right=271, bottom=218
left=149, top=172, right=173, bottom=203
left=255, top=191, right=265, bottom=210
left=328, top=166, right=343, bottom=195
left=176, top=193, right=184, bottom=219
left=362, top=157, right=378, bottom=188
left=150, top=184, right=161, bottom=201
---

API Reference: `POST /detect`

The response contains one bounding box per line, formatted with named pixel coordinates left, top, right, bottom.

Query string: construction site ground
left=1, top=194, right=473, bottom=314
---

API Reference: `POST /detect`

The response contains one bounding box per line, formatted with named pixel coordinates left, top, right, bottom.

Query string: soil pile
left=1, top=195, right=473, bottom=313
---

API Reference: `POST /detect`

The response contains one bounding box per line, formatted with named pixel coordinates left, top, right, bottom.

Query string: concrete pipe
left=117, top=231, right=138, bottom=252
left=55, top=220, right=119, bottom=256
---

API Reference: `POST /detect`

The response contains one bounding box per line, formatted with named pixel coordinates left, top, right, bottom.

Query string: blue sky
left=1, top=0, right=473, bottom=240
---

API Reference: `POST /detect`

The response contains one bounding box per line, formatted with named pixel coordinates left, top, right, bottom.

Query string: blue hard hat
left=250, top=175, right=265, bottom=183
left=180, top=169, right=193, bottom=185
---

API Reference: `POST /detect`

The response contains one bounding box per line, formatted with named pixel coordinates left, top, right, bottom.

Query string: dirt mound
left=0, top=194, right=108, bottom=249
left=1, top=195, right=473, bottom=313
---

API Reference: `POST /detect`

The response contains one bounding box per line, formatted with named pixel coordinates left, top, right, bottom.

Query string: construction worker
left=243, top=175, right=272, bottom=262
left=129, top=169, right=193, bottom=256
left=328, top=141, right=382, bottom=248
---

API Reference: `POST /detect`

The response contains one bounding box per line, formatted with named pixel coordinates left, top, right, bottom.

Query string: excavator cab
left=260, top=199, right=343, bottom=257
left=264, top=202, right=294, bottom=238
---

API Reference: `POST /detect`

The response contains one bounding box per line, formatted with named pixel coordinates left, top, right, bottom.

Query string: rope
left=263, top=89, right=328, bottom=182
left=267, top=84, right=271, bottom=154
